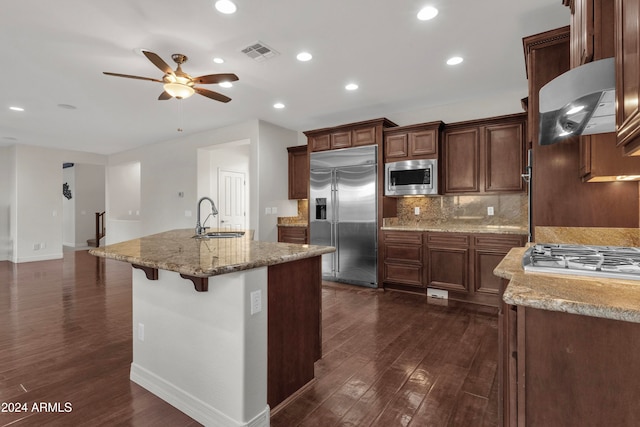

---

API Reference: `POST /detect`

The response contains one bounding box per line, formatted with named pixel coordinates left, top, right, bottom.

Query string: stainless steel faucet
left=195, top=197, right=219, bottom=235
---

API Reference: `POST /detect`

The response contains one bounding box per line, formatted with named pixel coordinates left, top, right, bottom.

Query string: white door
left=218, top=169, right=246, bottom=230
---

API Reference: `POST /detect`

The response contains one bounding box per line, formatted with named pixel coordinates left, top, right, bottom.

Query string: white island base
left=129, top=267, right=270, bottom=427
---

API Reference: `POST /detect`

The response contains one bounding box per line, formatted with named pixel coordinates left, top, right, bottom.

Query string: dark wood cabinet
left=443, top=114, right=526, bottom=194
left=473, top=234, right=526, bottom=296
left=287, top=145, right=308, bottom=199
left=305, top=120, right=394, bottom=153
left=381, top=230, right=525, bottom=306
left=565, top=0, right=640, bottom=180
left=277, top=226, right=308, bottom=244
left=382, top=231, right=424, bottom=288
left=524, top=26, right=639, bottom=232
left=425, top=232, right=470, bottom=293
left=615, top=0, right=640, bottom=156
left=383, top=121, right=443, bottom=162
left=499, top=302, right=640, bottom=426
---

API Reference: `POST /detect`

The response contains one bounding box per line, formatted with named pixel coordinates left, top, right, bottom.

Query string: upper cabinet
left=287, top=145, right=308, bottom=200
left=383, top=121, right=444, bottom=162
left=565, top=0, right=640, bottom=176
left=442, top=114, right=527, bottom=194
left=305, top=118, right=397, bottom=152
left=615, top=0, right=640, bottom=156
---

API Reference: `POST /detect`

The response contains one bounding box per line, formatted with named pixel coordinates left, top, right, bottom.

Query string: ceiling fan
left=103, top=50, right=238, bottom=103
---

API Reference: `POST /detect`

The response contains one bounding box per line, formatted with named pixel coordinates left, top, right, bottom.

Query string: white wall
left=256, top=121, right=298, bottom=242
left=0, top=147, right=11, bottom=260
left=107, top=119, right=296, bottom=243
left=9, top=144, right=106, bottom=262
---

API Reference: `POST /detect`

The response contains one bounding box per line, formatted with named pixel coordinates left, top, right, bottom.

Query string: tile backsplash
left=385, top=194, right=528, bottom=228
left=278, top=199, right=308, bottom=225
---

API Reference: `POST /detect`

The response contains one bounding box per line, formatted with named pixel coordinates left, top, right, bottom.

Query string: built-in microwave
left=385, top=159, right=438, bottom=196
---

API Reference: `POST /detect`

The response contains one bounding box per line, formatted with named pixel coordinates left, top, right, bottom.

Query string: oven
left=385, top=158, right=438, bottom=196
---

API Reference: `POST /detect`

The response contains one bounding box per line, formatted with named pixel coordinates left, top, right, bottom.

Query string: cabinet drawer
left=427, top=232, right=470, bottom=247
left=383, top=231, right=423, bottom=244
left=474, top=234, right=525, bottom=248
left=384, top=243, right=422, bottom=263
left=278, top=227, right=308, bottom=244
left=384, top=263, right=423, bottom=287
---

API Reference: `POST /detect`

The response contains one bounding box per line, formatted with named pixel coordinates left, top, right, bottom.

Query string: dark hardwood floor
left=0, top=251, right=498, bottom=426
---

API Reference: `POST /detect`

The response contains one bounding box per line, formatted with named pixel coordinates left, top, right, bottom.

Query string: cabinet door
left=352, top=126, right=376, bottom=147
left=310, top=134, right=330, bottom=152
left=484, top=122, right=525, bottom=192
left=278, top=227, right=308, bottom=244
left=616, top=0, right=640, bottom=155
left=426, top=246, right=469, bottom=292
left=409, top=129, right=438, bottom=157
left=385, top=134, right=408, bottom=159
left=331, top=131, right=352, bottom=149
left=443, top=128, right=480, bottom=193
left=288, top=146, right=309, bottom=199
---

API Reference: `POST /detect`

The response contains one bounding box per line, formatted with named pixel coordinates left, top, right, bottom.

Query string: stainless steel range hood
left=538, top=58, right=615, bottom=145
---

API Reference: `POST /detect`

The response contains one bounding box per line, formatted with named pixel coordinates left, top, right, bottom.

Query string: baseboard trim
left=14, top=253, right=63, bottom=263
left=130, top=363, right=269, bottom=427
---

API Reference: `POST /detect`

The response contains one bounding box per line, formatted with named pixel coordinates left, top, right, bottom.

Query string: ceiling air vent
left=241, top=41, right=279, bottom=62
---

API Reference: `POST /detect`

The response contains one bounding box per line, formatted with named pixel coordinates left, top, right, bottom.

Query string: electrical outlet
left=487, top=206, right=494, bottom=216
left=33, top=243, right=40, bottom=250
left=40, top=242, right=46, bottom=249
left=414, top=206, right=420, bottom=215
left=250, top=290, right=262, bottom=315
left=138, top=323, right=145, bottom=341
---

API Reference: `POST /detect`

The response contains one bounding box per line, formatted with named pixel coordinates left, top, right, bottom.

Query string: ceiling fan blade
left=193, top=73, right=239, bottom=85
left=103, top=72, right=162, bottom=83
left=158, top=91, right=172, bottom=100
left=142, top=50, right=174, bottom=75
left=194, top=87, right=231, bottom=103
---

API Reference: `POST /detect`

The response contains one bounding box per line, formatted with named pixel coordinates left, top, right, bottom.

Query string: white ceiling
left=0, top=0, right=569, bottom=155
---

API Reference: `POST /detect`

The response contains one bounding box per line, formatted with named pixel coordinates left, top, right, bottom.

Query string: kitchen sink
left=193, top=231, right=245, bottom=239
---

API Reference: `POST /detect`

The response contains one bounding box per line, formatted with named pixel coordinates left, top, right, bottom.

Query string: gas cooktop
left=522, top=243, right=640, bottom=281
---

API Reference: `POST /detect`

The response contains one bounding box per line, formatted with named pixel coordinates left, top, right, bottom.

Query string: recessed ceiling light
left=446, top=56, right=464, bottom=65
left=296, top=52, right=312, bottom=62
left=345, top=83, right=359, bottom=91
left=417, top=6, right=439, bottom=21
left=214, top=0, right=237, bottom=14
left=273, top=103, right=285, bottom=109
left=9, top=106, right=24, bottom=112
left=219, top=82, right=233, bottom=88
left=213, top=57, right=225, bottom=64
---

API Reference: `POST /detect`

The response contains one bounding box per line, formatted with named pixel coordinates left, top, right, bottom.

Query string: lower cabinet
left=277, top=226, right=308, bottom=244
left=499, top=300, right=640, bottom=426
left=382, top=231, right=424, bottom=289
left=382, top=230, right=525, bottom=306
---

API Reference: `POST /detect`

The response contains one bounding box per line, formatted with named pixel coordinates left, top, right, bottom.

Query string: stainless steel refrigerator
left=309, top=145, right=377, bottom=287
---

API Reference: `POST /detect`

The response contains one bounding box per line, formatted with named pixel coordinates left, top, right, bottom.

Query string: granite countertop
left=495, top=246, right=640, bottom=323
left=381, top=224, right=528, bottom=235
left=89, top=228, right=335, bottom=278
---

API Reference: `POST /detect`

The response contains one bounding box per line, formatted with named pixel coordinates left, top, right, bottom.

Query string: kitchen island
left=90, top=229, right=335, bottom=427
left=494, top=227, right=640, bottom=426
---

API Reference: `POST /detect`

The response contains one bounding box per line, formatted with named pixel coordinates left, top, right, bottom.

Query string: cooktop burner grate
left=522, top=243, right=640, bottom=280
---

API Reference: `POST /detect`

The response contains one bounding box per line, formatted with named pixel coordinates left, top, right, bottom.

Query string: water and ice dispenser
left=315, top=198, right=327, bottom=220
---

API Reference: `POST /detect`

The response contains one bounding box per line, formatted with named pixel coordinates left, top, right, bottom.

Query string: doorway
left=218, top=169, right=246, bottom=230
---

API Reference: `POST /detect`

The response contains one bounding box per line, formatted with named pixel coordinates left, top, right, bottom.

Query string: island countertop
left=89, top=228, right=335, bottom=278
left=495, top=246, right=640, bottom=323
left=381, top=224, right=527, bottom=235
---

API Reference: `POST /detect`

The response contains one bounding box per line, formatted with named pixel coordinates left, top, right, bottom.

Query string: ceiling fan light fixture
left=163, top=83, right=195, bottom=99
